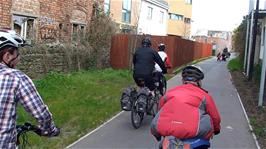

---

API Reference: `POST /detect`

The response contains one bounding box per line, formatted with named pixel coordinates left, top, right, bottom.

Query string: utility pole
left=248, top=0, right=259, bottom=81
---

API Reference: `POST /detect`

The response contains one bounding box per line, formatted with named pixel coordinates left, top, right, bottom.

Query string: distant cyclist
left=151, top=65, right=221, bottom=148
left=154, top=43, right=172, bottom=94
left=154, top=43, right=172, bottom=72
left=0, top=29, right=60, bottom=148
left=133, top=37, right=167, bottom=112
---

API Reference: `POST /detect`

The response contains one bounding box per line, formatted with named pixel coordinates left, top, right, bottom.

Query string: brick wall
left=1, top=0, right=95, bottom=42
left=17, top=44, right=94, bottom=78
left=0, top=0, right=12, bottom=28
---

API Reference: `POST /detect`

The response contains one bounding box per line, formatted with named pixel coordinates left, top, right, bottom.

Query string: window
left=147, top=7, right=153, bottom=20
left=159, top=11, right=164, bottom=23
left=184, top=17, right=191, bottom=24
left=122, top=0, right=131, bottom=23
left=185, top=0, right=192, bottom=4
left=104, top=0, right=110, bottom=14
left=169, top=13, right=183, bottom=21
left=72, top=24, right=86, bottom=41
left=12, top=15, right=36, bottom=42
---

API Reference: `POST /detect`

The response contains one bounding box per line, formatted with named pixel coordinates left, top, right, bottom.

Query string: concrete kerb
left=65, top=111, right=125, bottom=149
left=229, top=72, right=261, bottom=149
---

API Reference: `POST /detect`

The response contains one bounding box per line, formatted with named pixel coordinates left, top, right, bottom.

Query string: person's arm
left=205, top=94, right=221, bottom=134
left=165, top=56, right=172, bottom=69
left=154, top=51, right=167, bottom=74
left=16, top=74, right=59, bottom=136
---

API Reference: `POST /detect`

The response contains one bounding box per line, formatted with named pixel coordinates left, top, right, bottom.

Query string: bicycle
left=155, top=72, right=167, bottom=96
left=16, top=122, right=42, bottom=149
left=131, top=76, right=163, bottom=129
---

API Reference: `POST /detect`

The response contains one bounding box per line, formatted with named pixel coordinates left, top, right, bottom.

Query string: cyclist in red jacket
left=151, top=65, right=221, bottom=146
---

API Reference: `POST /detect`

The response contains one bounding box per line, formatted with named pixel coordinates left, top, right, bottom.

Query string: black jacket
left=133, top=47, right=167, bottom=75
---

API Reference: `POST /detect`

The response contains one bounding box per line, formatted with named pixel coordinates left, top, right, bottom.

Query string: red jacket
left=151, top=84, right=221, bottom=140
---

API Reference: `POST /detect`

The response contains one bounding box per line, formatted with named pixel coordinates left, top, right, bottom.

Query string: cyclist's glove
left=38, top=122, right=60, bottom=137
left=41, top=126, right=60, bottom=137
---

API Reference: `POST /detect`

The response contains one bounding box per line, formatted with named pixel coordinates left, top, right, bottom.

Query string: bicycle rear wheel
left=160, top=76, right=167, bottom=96
left=131, top=106, right=144, bottom=129
left=151, top=90, right=160, bottom=117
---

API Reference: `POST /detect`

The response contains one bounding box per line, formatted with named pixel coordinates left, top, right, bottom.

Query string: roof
left=258, top=10, right=266, bottom=19
left=155, top=0, right=168, bottom=6
left=145, top=0, right=169, bottom=10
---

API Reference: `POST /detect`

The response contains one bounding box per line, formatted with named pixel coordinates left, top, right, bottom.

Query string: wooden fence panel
left=110, top=34, right=212, bottom=69
left=110, top=34, right=129, bottom=69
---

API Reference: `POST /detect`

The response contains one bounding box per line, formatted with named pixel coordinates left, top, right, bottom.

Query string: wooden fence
left=110, top=34, right=212, bottom=70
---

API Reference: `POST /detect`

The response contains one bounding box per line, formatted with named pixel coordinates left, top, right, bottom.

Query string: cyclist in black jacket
left=133, top=37, right=167, bottom=98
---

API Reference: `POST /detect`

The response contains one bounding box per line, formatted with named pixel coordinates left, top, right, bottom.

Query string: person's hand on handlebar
left=39, top=125, right=60, bottom=137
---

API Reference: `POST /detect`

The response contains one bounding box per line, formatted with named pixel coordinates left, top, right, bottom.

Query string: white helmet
left=0, top=29, right=25, bottom=50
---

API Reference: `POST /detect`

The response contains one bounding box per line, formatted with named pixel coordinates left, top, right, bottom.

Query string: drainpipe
left=244, top=15, right=250, bottom=74
left=246, top=0, right=254, bottom=75
left=247, top=11, right=254, bottom=76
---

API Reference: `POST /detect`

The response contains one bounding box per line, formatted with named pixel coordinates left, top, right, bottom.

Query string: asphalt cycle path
left=67, top=56, right=258, bottom=149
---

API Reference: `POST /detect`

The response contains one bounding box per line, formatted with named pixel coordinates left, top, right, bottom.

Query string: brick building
left=0, top=0, right=97, bottom=43
left=193, top=30, right=232, bottom=55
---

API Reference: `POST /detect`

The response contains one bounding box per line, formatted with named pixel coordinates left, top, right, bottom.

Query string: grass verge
left=227, top=57, right=243, bottom=71
left=17, top=69, right=133, bottom=149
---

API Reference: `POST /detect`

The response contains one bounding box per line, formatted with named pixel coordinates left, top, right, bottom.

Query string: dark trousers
left=133, top=73, right=155, bottom=91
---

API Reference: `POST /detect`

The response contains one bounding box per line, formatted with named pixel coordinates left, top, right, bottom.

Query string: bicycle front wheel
left=151, top=91, right=160, bottom=117
left=131, top=106, right=144, bottom=129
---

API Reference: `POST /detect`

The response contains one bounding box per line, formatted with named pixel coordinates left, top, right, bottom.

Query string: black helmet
left=182, top=65, right=204, bottom=82
left=158, top=43, right=165, bottom=51
left=141, top=37, right=151, bottom=47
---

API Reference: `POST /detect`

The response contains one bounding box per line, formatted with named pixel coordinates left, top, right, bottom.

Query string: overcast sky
left=191, top=0, right=251, bottom=35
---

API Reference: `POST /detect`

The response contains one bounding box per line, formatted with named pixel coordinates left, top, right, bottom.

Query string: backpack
left=121, top=87, right=136, bottom=111
left=136, top=87, right=151, bottom=113
left=159, top=136, right=210, bottom=149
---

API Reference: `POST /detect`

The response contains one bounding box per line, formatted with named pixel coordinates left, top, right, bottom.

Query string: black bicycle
left=16, top=122, right=42, bottom=149
left=131, top=77, right=163, bottom=129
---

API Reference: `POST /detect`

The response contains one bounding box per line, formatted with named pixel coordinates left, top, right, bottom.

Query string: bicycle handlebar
left=16, top=122, right=42, bottom=136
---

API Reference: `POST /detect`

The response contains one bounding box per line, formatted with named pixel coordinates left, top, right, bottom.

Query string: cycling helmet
left=158, top=43, right=165, bottom=51
left=141, top=37, right=151, bottom=47
left=182, top=65, right=204, bottom=82
left=0, top=29, right=25, bottom=50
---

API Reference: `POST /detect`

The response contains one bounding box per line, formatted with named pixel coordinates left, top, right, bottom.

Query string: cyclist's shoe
left=148, top=91, right=155, bottom=100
